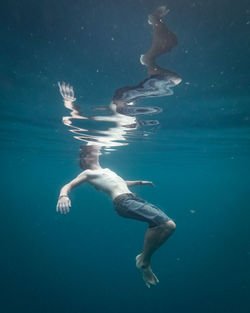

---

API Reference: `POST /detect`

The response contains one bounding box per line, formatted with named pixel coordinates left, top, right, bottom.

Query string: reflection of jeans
left=114, top=193, right=170, bottom=228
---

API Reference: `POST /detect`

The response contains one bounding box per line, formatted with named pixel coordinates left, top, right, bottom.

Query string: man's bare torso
left=84, top=168, right=131, bottom=200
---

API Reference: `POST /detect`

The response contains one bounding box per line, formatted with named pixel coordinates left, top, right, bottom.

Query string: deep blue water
left=0, top=1, right=250, bottom=313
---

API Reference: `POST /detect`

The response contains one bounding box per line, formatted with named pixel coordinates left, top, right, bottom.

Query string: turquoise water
left=1, top=1, right=250, bottom=312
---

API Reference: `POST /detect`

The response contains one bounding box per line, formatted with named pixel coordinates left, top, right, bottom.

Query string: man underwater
left=56, top=5, right=180, bottom=288
left=57, top=145, right=176, bottom=288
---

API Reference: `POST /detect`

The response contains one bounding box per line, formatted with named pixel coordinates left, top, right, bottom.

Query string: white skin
left=56, top=152, right=176, bottom=288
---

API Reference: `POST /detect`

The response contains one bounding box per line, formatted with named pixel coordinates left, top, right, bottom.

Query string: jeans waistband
left=113, top=193, right=136, bottom=205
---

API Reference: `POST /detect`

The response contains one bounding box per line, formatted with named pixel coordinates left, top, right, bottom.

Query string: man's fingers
left=60, top=202, right=64, bottom=214
left=58, top=82, right=62, bottom=94
left=56, top=198, right=71, bottom=214
left=63, top=202, right=68, bottom=213
left=62, top=201, right=69, bottom=214
left=62, top=203, right=65, bottom=213
left=67, top=202, right=70, bottom=211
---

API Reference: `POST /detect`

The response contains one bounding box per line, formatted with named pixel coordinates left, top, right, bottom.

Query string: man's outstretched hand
left=56, top=196, right=71, bottom=214
left=141, top=181, right=154, bottom=187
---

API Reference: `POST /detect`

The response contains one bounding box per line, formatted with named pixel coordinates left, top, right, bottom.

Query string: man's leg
left=140, top=5, right=178, bottom=76
left=136, top=220, right=176, bottom=288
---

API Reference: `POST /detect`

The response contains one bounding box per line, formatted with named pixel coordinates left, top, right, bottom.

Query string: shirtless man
left=56, top=145, right=176, bottom=288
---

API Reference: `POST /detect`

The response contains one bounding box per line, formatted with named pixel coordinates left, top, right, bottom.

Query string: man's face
left=83, top=148, right=100, bottom=165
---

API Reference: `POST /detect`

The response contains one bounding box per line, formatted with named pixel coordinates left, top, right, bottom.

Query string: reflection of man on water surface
left=58, top=5, right=181, bottom=149
left=113, top=5, right=181, bottom=116
left=56, top=6, right=181, bottom=288
left=57, top=145, right=176, bottom=288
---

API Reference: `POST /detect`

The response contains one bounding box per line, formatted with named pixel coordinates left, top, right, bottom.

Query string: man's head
left=79, top=145, right=101, bottom=170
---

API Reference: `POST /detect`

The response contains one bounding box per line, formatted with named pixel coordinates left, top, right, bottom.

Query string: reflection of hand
left=141, top=181, right=154, bottom=187
left=56, top=196, right=71, bottom=214
left=58, top=82, right=76, bottom=102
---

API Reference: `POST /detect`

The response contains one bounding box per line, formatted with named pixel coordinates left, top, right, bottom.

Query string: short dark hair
left=79, top=145, right=101, bottom=169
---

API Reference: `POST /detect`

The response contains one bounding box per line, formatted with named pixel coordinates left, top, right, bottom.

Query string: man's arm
left=56, top=171, right=88, bottom=214
left=126, top=180, right=154, bottom=187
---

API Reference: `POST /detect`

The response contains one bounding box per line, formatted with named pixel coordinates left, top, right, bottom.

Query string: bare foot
left=154, top=6, right=170, bottom=18
left=148, top=6, right=169, bottom=25
left=136, top=254, right=159, bottom=288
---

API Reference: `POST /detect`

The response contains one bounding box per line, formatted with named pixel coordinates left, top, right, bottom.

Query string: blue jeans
left=114, top=193, right=170, bottom=228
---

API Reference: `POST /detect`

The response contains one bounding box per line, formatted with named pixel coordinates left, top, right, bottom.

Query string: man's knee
left=164, top=219, right=176, bottom=233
